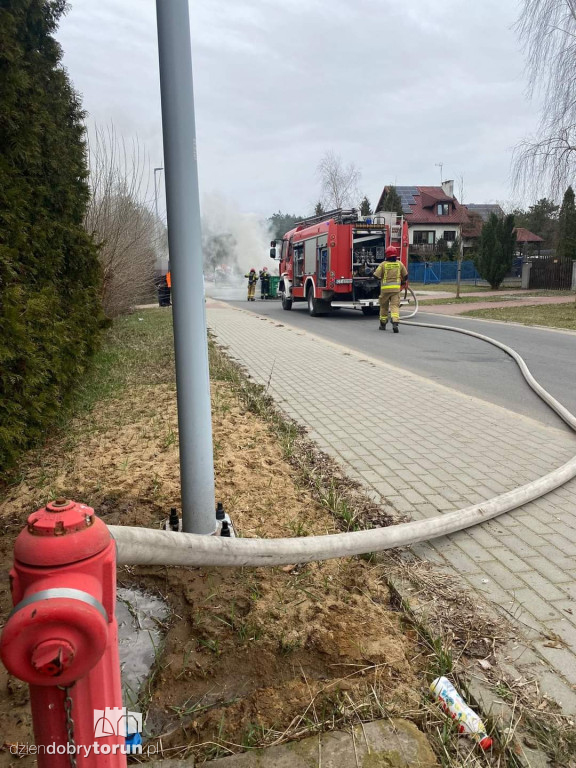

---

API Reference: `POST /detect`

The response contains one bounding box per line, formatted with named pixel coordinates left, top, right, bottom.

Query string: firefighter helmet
left=385, top=246, right=398, bottom=258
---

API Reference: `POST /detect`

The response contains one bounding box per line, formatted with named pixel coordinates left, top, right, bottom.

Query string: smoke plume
left=201, top=193, right=275, bottom=278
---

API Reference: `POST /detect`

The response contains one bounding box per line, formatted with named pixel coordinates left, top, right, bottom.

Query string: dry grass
left=463, top=301, right=576, bottom=330
left=419, top=290, right=574, bottom=307
left=412, top=283, right=520, bottom=294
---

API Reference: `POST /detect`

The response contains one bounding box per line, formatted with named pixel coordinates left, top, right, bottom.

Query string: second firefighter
left=259, top=267, right=270, bottom=300
left=245, top=268, right=258, bottom=301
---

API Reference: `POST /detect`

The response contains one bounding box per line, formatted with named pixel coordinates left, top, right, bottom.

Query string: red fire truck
left=270, top=208, right=409, bottom=316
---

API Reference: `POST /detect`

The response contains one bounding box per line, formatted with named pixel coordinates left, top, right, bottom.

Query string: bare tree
left=85, top=125, right=163, bottom=317
left=514, top=1, right=576, bottom=197
left=457, top=173, right=465, bottom=204
left=317, top=151, right=361, bottom=209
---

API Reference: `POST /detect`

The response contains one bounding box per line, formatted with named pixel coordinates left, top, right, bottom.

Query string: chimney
left=441, top=179, right=454, bottom=197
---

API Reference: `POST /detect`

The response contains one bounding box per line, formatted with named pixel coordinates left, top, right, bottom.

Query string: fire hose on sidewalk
left=109, top=287, right=576, bottom=567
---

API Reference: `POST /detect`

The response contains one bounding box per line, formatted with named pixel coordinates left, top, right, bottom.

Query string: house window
left=443, top=231, right=457, bottom=242
left=437, top=203, right=450, bottom=215
left=413, top=231, right=435, bottom=245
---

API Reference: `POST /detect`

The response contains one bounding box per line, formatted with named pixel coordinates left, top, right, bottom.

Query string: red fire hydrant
left=0, top=500, right=129, bottom=766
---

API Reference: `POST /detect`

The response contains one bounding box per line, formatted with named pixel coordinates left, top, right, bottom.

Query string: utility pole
left=155, top=0, right=216, bottom=535
left=456, top=180, right=465, bottom=299
left=456, top=235, right=463, bottom=299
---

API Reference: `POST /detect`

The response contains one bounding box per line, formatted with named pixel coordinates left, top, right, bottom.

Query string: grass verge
left=418, top=291, right=574, bottom=307
left=412, top=282, right=520, bottom=294
left=462, top=301, right=576, bottom=330
left=1, top=310, right=175, bottom=494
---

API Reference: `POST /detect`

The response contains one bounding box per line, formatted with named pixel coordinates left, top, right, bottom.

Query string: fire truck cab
left=270, top=208, right=408, bottom=316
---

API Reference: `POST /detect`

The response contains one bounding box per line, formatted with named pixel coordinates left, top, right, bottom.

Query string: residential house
left=375, top=186, right=544, bottom=260
left=465, top=203, right=504, bottom=220
left=465, top=204, right=543, bottom=257
left=375, top=181, right=468, bottom=259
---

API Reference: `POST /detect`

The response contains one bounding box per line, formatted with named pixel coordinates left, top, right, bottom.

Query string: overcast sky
left=56, top=0, right=538, bottom=217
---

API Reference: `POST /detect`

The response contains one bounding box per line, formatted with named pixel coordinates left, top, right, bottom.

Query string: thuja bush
left=0, top=0, right=104, bottom=471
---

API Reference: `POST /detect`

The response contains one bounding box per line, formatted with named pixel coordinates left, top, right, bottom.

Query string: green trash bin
left=268, top=275, right=280, bottom=299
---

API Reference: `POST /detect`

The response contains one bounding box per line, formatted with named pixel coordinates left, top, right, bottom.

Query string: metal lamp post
left=155, top=0, right=216, bottom=534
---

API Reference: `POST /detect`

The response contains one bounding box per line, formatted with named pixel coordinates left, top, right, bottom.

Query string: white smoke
left=201, top=192, right=275, bottom=280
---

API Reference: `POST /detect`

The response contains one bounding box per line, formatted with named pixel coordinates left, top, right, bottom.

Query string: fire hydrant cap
left=31, top=639, right=76, bottom=677
left=15, top=500, right=112, bottom=566
left=30, top=499, right=94, bottom=535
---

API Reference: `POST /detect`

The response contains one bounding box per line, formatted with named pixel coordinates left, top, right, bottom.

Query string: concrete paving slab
left=149, top=719, right=438, bottom=767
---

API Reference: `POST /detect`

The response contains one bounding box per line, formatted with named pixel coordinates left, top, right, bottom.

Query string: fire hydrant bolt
left=31, top=639, right=75, bottom=677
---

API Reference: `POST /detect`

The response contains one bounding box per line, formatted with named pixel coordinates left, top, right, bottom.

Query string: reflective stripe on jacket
left=374, top=260, right=407, bottom=292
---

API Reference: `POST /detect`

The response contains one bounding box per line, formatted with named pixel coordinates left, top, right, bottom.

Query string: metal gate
left=528, top=257, right=573, bottom=289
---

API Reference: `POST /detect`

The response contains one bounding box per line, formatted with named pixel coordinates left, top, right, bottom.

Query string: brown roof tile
left=403, top=186, right=468, bottom=225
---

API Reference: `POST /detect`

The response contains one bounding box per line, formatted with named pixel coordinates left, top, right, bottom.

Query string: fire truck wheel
left=307, top=287, right=329, bottom=317
left=281, top=293, right=292, bottom=311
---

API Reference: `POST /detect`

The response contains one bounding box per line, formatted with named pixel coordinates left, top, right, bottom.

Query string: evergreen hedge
left=0, top=0, right=103, bottom=472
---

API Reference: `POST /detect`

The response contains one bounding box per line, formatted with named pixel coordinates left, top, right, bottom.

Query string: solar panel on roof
left=397, top=187, right=418, bottom=210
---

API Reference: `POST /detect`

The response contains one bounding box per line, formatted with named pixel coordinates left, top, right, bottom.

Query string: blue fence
left=409, top=260, right=480, bottom=284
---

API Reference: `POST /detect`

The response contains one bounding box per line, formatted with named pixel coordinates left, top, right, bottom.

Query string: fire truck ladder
left=296, top=208, right=359, bottom=228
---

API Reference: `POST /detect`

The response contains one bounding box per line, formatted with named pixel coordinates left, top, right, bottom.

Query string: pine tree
left=377, top=186, right=403, bottom=216
left=557, top=186, right=576, bottom=260
left=0, top=0, right=103, bottom=471
left=475, top=213, right=516, bottom=289
left=359, top=196, right=372, bottom=216
left=314, top=200, right=325, bottom=217
left=268, top=211, right=304, bottom=238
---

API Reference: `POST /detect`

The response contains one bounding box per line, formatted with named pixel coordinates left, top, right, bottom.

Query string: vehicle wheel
left=361, top=306, right=380, bottom=316
left=307, top=287, right=329, bottom=316
left=281, top=293, right=293, bottom=311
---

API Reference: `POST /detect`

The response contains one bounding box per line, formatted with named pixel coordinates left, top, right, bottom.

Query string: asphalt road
left=213, top=292, right=576, bottom=432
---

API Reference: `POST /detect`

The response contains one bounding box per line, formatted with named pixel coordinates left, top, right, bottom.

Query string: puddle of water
left=117, top=587, right=170, bottom=711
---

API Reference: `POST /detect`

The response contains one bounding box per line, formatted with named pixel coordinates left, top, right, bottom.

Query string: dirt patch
left=0, top=337, right=426, bottom=764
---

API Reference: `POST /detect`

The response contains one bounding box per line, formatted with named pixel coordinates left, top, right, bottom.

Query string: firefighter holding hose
left=259, top=267, right=270, bottom=300
left=245, top=268, right=258, bottom=301
left=373, top=246, right=408, bottom=333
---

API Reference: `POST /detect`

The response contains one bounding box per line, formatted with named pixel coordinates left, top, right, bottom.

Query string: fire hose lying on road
left=110, top=288, right=576, bottom=567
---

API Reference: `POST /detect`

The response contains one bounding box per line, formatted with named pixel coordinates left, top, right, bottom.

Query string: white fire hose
left=110, top=287, right=576, bottom=567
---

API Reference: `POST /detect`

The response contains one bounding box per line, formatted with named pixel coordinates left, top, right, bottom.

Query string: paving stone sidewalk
left=207, top=303, right=576, bottom=712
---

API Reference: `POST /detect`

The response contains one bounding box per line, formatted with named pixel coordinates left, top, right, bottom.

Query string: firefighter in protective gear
left=259, top=267, right=270, bottom=300
left=373, top=246, right=408, bottom=333
left=245, top=268, right=258, bottom=301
